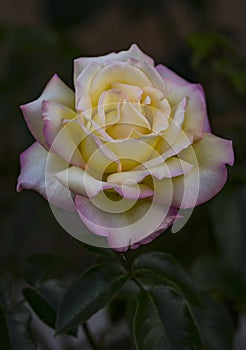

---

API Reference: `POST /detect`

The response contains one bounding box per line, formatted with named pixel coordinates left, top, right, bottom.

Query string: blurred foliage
left=1, top=0, right=246, bottom=348
left=188, top=32, right=246, bottom=96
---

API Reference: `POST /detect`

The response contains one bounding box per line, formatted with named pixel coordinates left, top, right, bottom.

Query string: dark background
left=0, top=0, right=246, bottom=348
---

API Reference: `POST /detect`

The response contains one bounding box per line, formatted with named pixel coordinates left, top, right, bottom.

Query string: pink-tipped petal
left=155, top=133, right=234, bottom=209
left=75, top=195, right=173, bottom=250
left=129, top=208, right=180, bottom=250
left=42, top=101, right=84, bottom=167
left=20, top=75, right=75, bottom=149
left=156, top=64, right=189, bottom=86
left=156, top=65, right=207, bottom=141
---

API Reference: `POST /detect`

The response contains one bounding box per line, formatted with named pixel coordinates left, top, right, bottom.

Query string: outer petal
left=156, top=65, right=207, bottom=140
left=156, top=133, right=234, bottom=209
left=75, top=195, right=173, bottom=251
left=20, top=75, right=75, bottom=149
left=156, top=64, right=189, bottom=86
left=42, top=101, right=84, bottom=167
left=74, top=44, right=154, bottom=84
left=129, top=207, right=180, bottom=250
left=17, top=142, right=75, bottom=211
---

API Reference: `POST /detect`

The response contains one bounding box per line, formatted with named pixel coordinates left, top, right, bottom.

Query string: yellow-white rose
left=17, top=44, right=234, bottom=250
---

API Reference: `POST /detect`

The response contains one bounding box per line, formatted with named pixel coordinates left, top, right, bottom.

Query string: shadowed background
left=0, top=0, right=246, bottom=349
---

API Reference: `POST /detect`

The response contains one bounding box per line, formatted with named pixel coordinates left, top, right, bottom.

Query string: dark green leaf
left=191, top=295, right=234, bottom=350
left=56, top=263, right=128, bottom=334
left=37, top=279, right=67, bottom=311
left=133, top=285, right=203, bottom=350
left=132, top=252, right=200, bottom=304
left=108, top=297, right=127, bottom=323
left=25, top=254, right=68, bottom=287
left=23, top=287, right=56, bottom=329
left=23, top=280, right=77, bottom=336
left=5, top=304, right=36, bottom=350
left=191, top=255, right=246, bottom=304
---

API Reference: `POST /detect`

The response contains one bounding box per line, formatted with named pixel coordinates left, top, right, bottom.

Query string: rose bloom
left=17, top=44, right=234, bottom=251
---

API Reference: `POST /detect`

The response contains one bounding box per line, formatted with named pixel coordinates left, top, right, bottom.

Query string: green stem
left=82, top=322, right=99, bottom=350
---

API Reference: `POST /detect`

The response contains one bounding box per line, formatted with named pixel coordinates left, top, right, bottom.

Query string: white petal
left=74, top=44, right=154, bottom=83
left=17, top=142, right=75, bottom=211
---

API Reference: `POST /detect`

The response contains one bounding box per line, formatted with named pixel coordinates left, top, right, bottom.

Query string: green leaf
left=23, top=279, right=77, bottom=336
left=191, top=295, right=234, bottom=350
left=25, top=254, right=68, bottom=287
left=132, top=252, right=200, bottom=304
left=191, top=255, right=246, bottom=304
left=5, top=304, right=36, bottom=350
left=56, top=263, right=128, bottom=334
left=37, top=279, right=67, bottom=311
left=23, top=287, right=56, bottom=329
left=133, top=285, right=203, bottom=350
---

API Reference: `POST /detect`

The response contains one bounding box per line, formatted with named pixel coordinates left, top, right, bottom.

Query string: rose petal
left=157, top=97, right=187, bottom=153
left=155, top=133, right=234, bottom=208
left=111, top=82, right=143, bottom=101
left=42, top=101, right=84, bottom=167
left=117, top=101, right=151, bottom=134
left=156, top=65, right=207, bottom=140
left=55, top=166, right=153, bottom=200
left=75, top=195, right=173, bottom=250
left=131, top=60, right=167, bottom=92
left=137, top=128, right=193, bottom=170
left=156, top=64, right=189, bottom=86
left=74, top=44, right=154, bottom=82
left=76, top=62, right=101, bottom=111
left=20, top=75, right=75, bottom=149
left=129, top=208, right=180, bottom=250
left=107, top=157, right=193, bottom=184
left=17, top=142, right=75, bottom=211
left=105, top=134, right=160, bottom=171
left=89, top=63, right=153, bottom=105
left=80, top=130, right=121, bottom=175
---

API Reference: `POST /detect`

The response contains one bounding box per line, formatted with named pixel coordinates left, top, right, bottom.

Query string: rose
left=17, top=44, right=234, bottom=251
